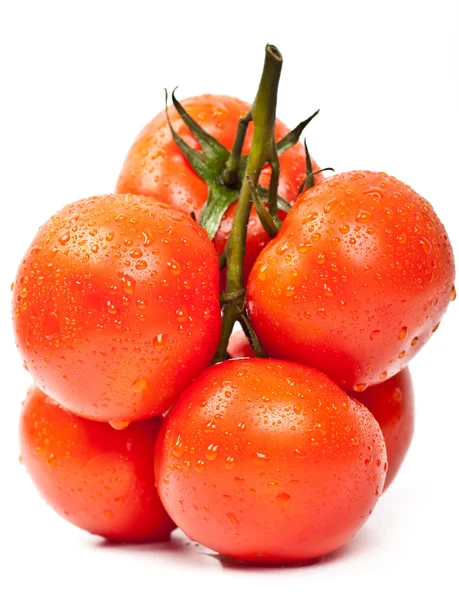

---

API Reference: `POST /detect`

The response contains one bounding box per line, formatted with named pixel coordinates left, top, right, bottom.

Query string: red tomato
left=12, top=194, right=221, bottom=423
left=227, top=329, right=255, bottom=358
left=229, top=332, right=414, bottom=491
left=247, top=171, right=455, bottom=391
left=350, top=368, right=414, bottom=490
left=20, top=386, right=175, bottom=542
left=116, top=95, right=321, bottom=282
left=155, top=358, right=387, bottom=563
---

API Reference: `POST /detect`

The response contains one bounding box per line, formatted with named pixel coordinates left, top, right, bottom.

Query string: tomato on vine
left=155, top=358, right=387, bottom=563
left=12, top=194, right=221, bottom=423
left=247, top=171, right=455, bottom=390
left=20, top=386, right=175, bottom=542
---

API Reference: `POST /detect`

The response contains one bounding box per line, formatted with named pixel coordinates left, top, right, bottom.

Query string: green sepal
left=276, top=109, right=320, bottom=155
left=198, top=183, right=240, bottom=240
left=171, top=89, right=229, bottom=163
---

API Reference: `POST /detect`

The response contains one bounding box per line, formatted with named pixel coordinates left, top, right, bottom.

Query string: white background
left=1, top=1, right=458, bottom=599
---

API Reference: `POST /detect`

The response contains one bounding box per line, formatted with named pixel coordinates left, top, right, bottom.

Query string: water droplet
left=132, top=377, right=149, bottom=392
left=356, top=210, right=372, bottom=223
left=135, top=260, right=148, bottom=270
left=106, top=300, right=117, bottom=315
left=276, top=492, right=291, bottom=508
left=311, top=232, right=321, bottom=242
left=350, top=437, right=360, bottom=446
left=380, top=371, right=388, bottom=380
left=370, top=330, right=381, bottom=340
left=353, top=383, right=367, bottom=393
left=120, top=273, right=136, bottom=295
left=106, top=231, right=114, bottom=242
left=59, top=232, right=70, bottom=245
left=109, top=419, right=130, bottom=430
left=451, top=285, right=457, bottom=302
left=297, top=242, right=311, bottom=254
left=302, top=211, right=318, bottom=224
left=411, top=336, right=419, bottom=347
left=276, top=241, right=289, bottom=255
left=43, top=312, right=60, bottom=341
left=130, top=248, right=143, bottom=259
left=257, top=264, right=268, bottom=281
left=195, top=460, right=206, bottom=472
left=176, top=307, right=188, bottom=323
left=316, top=252, right=326, bottom=265
left=47, top=453, right=56, bottom=467
left=103, top=509, right=114, bottom=520
left=167, top=260, right=182, bottom=276
left=224, top=457, right=235, bottom=470
left=153, top=333, right=168, bottom=350
left=339, top=223, right=350, bottom=234
left=324, top=199, right=338, bottom=214
left=136, top=298, right=148, bottom=310
left=419, top=237, right=432, bottom=254
left=205, top=444, right=219, bottom=461
left=396, top=232, right=407, bottom=244
left=225, top=512, right=240, bottom=526
left=398, top=326, right=408, bottom=340
left=293, top=403, right=303, bottom=415
left=399, top=350, right=406, bottom=359
left=253, top=451, right=269, bottom=462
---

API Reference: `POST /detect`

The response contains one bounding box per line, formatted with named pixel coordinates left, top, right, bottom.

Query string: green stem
left=247, top=176, right=280, bottom=238
left=222, top=111, right=253, bottom=186
left=213, top=44, right=283, bottom=363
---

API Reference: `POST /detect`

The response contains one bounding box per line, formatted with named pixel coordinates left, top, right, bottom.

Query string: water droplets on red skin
left=155, top=358, right=387, bottom=563
left=12, top=193, right=222, bottom=422
left=247, top=170, right=455, bottom=390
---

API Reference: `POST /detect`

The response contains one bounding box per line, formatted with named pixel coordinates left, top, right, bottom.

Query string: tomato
left=350, top=368, right=414, bottom=490
left=227, top=329, right=255, bottom=358
left=20, top=386, right=175, bottom=542
left=247, top=171, right=455, bottom=391
left=155, top=358, right=387, bottom=563
left=228, top=333, right=414, bottom=491
left=116, top=95, right=321, bottom=282
left=12, top=194, right=221, bottom=423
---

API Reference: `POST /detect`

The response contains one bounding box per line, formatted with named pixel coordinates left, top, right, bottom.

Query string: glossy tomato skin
left=350, top=368, right=414, bottom=490
left=155, top=358, right=387, bottom=563
left=247, top=171, right=455, bottom=391
left=20, top=386, right=175, bottom=542
left=116, top=95, right=321, bottom=282
left=229, top=335, right=414, bottom=491
left=12, top=194, right=221, bottom=422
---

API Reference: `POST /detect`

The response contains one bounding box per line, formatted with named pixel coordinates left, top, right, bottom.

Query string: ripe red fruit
left=12, top=194, right=221, bottom=423
left=155, top=358, right=387, bottom=563
left=247, top=171, right=455, bottom=391
left=116, top=95, right=321, bottom=281
left=350, top=368, right=414, bottom=490
left=20, top=386, right=175, bottom=542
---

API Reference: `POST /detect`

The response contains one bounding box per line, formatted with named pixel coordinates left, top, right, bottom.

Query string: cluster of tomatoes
left=13, top=46, right=455, bottom=564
